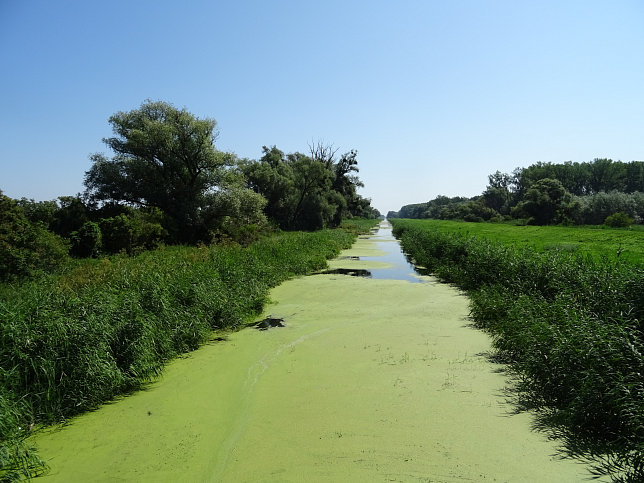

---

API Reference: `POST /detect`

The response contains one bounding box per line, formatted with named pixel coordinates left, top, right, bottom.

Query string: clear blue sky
left=1, top=0, right=643, bottom=214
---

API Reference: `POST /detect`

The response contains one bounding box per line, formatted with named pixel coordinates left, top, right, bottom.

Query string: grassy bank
left=398, top=219, right=643, bottom=265
left=391, top=219, right=644, bottom=482
left=0, top=227, right=368, bottom=481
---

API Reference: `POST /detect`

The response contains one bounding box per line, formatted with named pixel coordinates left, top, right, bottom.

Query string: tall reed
left=392, top=219, right=644, bottom=482
left=0, top=228, right=356, bottom=480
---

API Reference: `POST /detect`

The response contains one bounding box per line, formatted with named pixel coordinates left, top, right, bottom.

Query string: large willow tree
left=84, top=100, right=264, bottom=243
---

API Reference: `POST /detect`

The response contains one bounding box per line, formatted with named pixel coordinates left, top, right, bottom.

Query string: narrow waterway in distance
left=363, top=221, right=427, bottom=282
left=320, top=220, right=428, bottom=283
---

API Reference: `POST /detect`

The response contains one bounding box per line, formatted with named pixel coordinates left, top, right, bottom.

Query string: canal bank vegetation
left=0, top=99, right=380, bottom=480
left=2, top=99, right=380, bottom=283
left=394, top=219, right=643, bottom=265
left=391, top=218, right=643, bottom=481
left=1, top=229, right=358, bottom=480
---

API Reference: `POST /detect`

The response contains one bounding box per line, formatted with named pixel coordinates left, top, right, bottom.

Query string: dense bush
left=14, top=196, right=168, bottom=257
left=514, top=159, right=644, bottom=196
left=0, top=194, right=69, bottom=281
left=510, top=178, right=577, bottom=225
left=0, top=228, right=355, bottom=480
left=574, top=191, right=644, bottom=225
left=70, top=221, right=102, bottom=257
left=392, top=219, right=644, bottom=481
left=49, top=196, right=89, bottom=237
left=605, top=212, right=635, bottom=228
left=99, top=212, right=165, bottom=254
left=242, top=145, right=378, bottom=230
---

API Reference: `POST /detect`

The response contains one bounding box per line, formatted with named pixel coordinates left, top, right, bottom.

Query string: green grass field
left=396, top=219, right=643, bottom=265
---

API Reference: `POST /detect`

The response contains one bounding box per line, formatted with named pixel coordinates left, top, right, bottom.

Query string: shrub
left=0, top=193, right=69, bottom=281
left=605, top=212, right=634, bottom=228
left=511, top=178, right=576, bottom=225
left=573, top=191, right=644, bottom=225
left=70, top=221, right=102, bottom=257
left=99, top=214, right=133, bottom=253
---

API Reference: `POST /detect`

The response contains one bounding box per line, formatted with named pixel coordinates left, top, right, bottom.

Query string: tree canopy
left=390, top=158, right=643, bottom=226
left=1, top=100, right=380, bottom=272
left=84, top=100, right=239, bottom=242
left=0, top=191, right=69, bottom=280
left=511, top=178, right=575, bottom=225
left=242, top=145, right=377, bottom=231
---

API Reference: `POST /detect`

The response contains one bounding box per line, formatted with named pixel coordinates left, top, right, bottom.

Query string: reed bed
left=392, top=218, right=643, bottom=482
left=0, top=228, right=357, bottom=481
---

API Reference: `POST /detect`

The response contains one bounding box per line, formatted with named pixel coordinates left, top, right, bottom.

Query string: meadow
left=0, top=222, right=378, bottom=481
left=391, top=219, right=643, bottom=482
left=399, top=219, right=644, bottom=264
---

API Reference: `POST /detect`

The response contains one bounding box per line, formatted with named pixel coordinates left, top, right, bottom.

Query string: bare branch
left=308, top=139, right=339, bottom=168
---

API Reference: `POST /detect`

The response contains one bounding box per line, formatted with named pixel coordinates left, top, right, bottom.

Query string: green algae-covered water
left=31, top=222, right=595, bottom=481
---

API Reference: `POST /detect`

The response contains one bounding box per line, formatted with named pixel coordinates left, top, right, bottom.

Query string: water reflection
left=364, top=222, right=427, bottom=283
left=314, top=222, right=428, bottom=282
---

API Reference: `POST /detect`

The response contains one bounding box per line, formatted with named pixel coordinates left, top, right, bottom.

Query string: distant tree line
left=388, top=159, right=644, bottom=226
left=0, top=100, right=379, bottom=281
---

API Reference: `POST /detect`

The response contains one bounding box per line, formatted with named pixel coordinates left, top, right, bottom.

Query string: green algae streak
left=32, top=225, right=595, bottom=481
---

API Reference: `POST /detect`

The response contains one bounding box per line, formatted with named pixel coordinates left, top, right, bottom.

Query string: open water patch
left=361, top=222, right=429, bottom=283
left=318, top=222, right=430, bottom=283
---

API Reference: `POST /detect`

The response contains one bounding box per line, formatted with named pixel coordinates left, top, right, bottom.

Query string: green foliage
left=481, top=170, right=513, bottom=214
left=84, top=100, right=231, bottom=243
left=339, top=218, right=381, bottom=235
left=0, top=228, right=355, bottom=476
left=574, top=191, right=644, bottom=225
left=388, top=195, right=471, bottom=220
left=242, top=145, right=371, bottom=230
left=348, top=197, right=380, bottom=219
left=198, top=182, right=269, bottom=245
left=241, top=146, right=296, bottom=228
left=0, top=193, right=69, bottom=281
left=391, top=218, right=644, bottom=481
left=0, top=388, right=47, bottom=481
left=15, top=198, right=58, bottom=228
left=448, top=199, right=498, bottom=222
left=98, top=215, right=133, bottom=253
left=392, top=160, right=644, bottom=227
left=391, top=218, right=643, bottom=264
left=99, top=210, right=165, bottom=254
left=80, top=102, right=376, bottom=241
left=288, top=153, right=337, bottom=230
left=605, top=212, right=634, bottom=228
left=511, top=178, right=575, bottom=225
left=513, top=159, right=643, bottom=197
left=50, top=196, right=89, bottom=237
left=70, top=221, right=102, bottom=257
left=391, top=196, right=499, bottom=223
left=330, top=149, right=374, bottom=223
